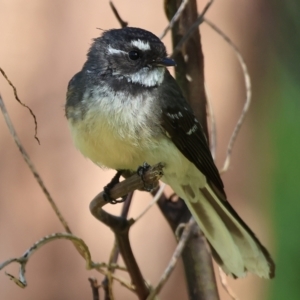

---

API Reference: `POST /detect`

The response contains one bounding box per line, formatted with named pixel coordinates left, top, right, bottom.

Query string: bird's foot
left=103, top=170, right=126, bottom=204
left=137, top=162, right=154, bottom=192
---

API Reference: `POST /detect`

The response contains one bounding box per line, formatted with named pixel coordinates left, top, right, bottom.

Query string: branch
left=89, top=278, right=100, bottom=300
left=205, top=84, right=217, bottom=159
left=171, top=0, right=214, bottom=58
left=0, top=232, right=135, bottom=291
left=134, top=184, right=166, bottom=223
left=90, top=163, right=164, bottom=300
left=146, top=218, right=195, bottom=300
left=0, top=233, right=94, bottom=288
left=102, top=192, right=134, bottom=300
left=0, top=92, right=71, bottom=233
left=0, top=67, right=39, bottom=143
left=218, top=268, right=239, bottom=300
left=109, top=1, right=128, bottom=28
left=160, top=0, right=189, bottom=40
left=0, top=92, right=93, bottom=259
left=164, top=1, right=220, bottom=299
left=203, top=18, right=252, bottom=173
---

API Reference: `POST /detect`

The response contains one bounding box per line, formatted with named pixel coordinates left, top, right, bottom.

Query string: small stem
left=88, top=278, right=100, bottom=300
left=203, top=18, right=252, bottom=173
left=103, top=192, right=134, bottom=300
left=109, top=1, right=128, bottom=28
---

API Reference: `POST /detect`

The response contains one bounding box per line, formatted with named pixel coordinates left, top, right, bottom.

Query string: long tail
left=172, top=179, right=275, bottom=278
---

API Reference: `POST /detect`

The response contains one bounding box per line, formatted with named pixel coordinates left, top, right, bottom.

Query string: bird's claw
left=137, top=162, right=153, bottom=192
left=103, top=171, right=126, bottom=204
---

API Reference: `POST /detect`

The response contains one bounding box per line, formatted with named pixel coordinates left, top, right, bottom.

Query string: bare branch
left=205, top=83, right=217, bottom=159
left=159, top=0, right=189, bottom=40
left=109, top=1, right=128, bottom=28
left=0, top=233, right=93, bottom=288
left=203, top=18, right=252, bottom=173
left=0, top=93, right=72, bottom=233
left=203, top=18, right=252, bottom=298
left=92, top=264, right=136, bottom=293
left=146, top=218, right=195, bottom=300
left=133, top=183, right=166, bottom=223
left=90, top=164, right=164, bottom=300
left=101, top=263, right=127, bottom=272
left=171, top=0, right=214, bottom=58
left=0, top=232, right=134, bottom=292
left=88, top=278, right=100, bottom=300
left=102, top=192, right=134, bottom=300
left=0, top=67, right=39, bottom=143
left=91, top=195, right=148, bottom=299
left=218, top=268, right=239, bottom=300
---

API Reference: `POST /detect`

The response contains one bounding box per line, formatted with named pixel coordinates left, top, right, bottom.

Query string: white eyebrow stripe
left=131, top=39, right=151, bottom=51
left=107, top=45, right=127, bottom=55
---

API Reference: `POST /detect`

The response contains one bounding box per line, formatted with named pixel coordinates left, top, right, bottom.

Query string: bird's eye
left=128, top=50, right=140, bottom=60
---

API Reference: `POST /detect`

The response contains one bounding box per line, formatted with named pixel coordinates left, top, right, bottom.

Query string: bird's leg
left=103, top=170, right=126, bottom=204
left=137, top=162, right=155, bottom=191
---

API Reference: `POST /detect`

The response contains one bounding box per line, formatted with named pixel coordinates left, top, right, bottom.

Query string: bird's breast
left=68, top=88, right=162, bottom=170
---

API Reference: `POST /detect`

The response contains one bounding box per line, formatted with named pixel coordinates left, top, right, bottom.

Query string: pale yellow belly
left=68, top=105, right=198, bottom=180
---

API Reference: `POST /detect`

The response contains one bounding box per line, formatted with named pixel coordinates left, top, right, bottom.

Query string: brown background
left=0, top=1, right=274, bottom=299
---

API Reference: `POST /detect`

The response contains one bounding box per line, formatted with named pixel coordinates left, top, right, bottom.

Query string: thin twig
left=218, top=268, right=239, bottom=300
left=146, top=218, right=195, bottom=300
left=0, top=67, right=39, bottom=143
left=205, top=83, right=217, bottom=159
left=171, top=0, right=214, bottom=57
left=103, top=240, right=117, bottom=300
left=159, top=0, right=190, bottom=39
left=93, top=265, right=135, bottom=292
left=0, top=91, right=98, bottom=262
left=0, top=93, right=71, bottom=233
left=88, top=278, right=100, bottom=300
left=0, top=233, right=93, bottom=288
left=203, top=18, right=252, bottom=173
left=93, top=262, right=127, bottom=272
left=0, top=232, right=133, bottom=291
left=120, top=191, right=134, bottom=218
left=103, top=192, right=134, bottom=300
left=133, top=184, right=166, bottom=223
left=109, top=1, right=128, bottom=28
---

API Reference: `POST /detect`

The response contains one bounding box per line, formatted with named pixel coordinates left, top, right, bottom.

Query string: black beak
left=153, top=57, right=176, bottom=67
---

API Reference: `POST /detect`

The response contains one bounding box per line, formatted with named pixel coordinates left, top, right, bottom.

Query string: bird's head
left=85, top=27, right=176, bottom=87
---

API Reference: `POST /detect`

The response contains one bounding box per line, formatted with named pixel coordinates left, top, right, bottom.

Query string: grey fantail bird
left=65, top=27, right=275, bottom=279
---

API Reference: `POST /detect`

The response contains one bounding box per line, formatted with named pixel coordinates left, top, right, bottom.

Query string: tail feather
left=175, top=181, right=275, bottom=278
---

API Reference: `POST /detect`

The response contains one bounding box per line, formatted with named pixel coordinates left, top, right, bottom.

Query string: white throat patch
left=124, top=67, right=165, bottom=87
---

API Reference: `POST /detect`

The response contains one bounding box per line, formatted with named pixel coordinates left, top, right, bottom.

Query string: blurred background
left=0, top=1, right=298, bottom=299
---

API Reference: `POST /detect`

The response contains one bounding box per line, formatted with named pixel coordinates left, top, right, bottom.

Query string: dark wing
left=158, top=71, right=225, bottom=195
left=65, top=71, right=89, bottom=121
left=66, top=71, right=85, bottom=108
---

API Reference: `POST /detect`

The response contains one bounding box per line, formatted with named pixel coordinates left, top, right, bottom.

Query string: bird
left=65, top=27, right=275, bottom=279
